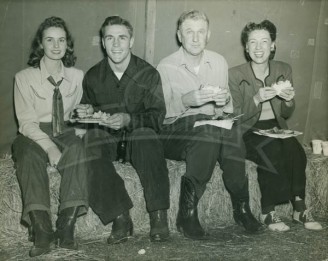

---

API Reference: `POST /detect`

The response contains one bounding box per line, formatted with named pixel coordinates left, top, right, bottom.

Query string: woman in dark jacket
left=229, top=20, right=321, bottom=232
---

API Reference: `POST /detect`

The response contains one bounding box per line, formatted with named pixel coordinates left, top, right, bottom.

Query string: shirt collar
left=124, top=54, right=138, bottom=78
left=40, top=57, right=70, bottom=84
left=177, top=47, right=211, bottom=69
left=101, top=53, right=138, bottom=82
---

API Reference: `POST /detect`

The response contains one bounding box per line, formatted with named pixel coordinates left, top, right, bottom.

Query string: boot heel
left=129, top=223, right=134, bottom=236
left=176, top=224, right=183, bottom=233
left=107, top=211, right=133, bottom=244
left=176, top=176, right=205, bottom=240
left=28, top=210, right=54, bottom=257
left=56, top=207, right=79, bottom=250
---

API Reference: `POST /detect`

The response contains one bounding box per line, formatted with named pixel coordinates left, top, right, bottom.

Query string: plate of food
left=71, top=111, right=110, bottom=124
left=253, top=127, right=302, bottom=139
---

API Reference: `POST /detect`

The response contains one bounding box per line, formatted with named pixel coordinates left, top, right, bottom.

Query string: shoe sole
left=292, top=220, right=323, bottom=231
left=177, top=225, right=208, bottom=240
left=235, top=219, right=265, bottom=234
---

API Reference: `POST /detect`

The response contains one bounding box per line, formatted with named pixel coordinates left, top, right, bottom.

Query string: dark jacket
left=229, top=60, right=296, bottom=133
left=81, top=54, right=166, bottom=132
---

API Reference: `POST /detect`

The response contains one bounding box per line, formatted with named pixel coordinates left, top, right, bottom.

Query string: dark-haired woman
left=229, top=20, right=322, bottom=232
left=12, top=17, right=88, bottom=257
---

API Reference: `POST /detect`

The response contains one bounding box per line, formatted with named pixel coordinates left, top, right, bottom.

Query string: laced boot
left=29, top=210, right=54, bottom=257
left=107, top=210, right=133, bottom=244
left=176, top=176, right=206, bottom=240
left=232, top=199, right=263, bottom=233
left=149, top=209, right=169, bottom=242
left=55, top=207, right=79, bottom=250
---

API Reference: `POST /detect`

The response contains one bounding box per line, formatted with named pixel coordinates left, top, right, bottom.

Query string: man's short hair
left=100, top=16, right=134, bottom=38
left=177, top=10, right=209, bottom=30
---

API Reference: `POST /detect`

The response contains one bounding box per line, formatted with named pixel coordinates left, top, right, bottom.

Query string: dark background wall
left=0, top=0, right=327, bottom=155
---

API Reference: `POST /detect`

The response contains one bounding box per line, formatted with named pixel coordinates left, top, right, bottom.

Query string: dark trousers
left=12, top=124, right=88, bottom=225
left=83, top=127, right=170, bottom=225
left=243, top=119, right=306, bottom=212
left=160, top=115, right=249, bottom=200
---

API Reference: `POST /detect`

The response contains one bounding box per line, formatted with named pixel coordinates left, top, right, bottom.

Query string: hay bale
left=0, top=151, right=327, bottom=241
left=304, top=149, right=328, bottom=217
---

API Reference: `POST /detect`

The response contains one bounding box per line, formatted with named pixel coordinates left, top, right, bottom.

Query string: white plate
left=76, top=118, right=102, bottom=123
left=253, top=129, right=302, bottom=139
left=194, top=119, right=234, bottom=130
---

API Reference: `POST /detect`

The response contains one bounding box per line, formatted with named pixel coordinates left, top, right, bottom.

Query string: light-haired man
left=157, top=10, right=262, bottom=239
left=76, top=16, right=170, bottom=243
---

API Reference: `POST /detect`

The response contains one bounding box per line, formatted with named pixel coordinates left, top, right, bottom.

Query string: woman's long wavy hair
left=241, top=19, right=277, bottom=62
left=27, top=16, right=76, bottom=68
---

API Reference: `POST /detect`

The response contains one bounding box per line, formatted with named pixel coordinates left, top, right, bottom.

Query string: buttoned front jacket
left=81, top=54, right=166, bottom=132
left=229, top=60, right=296, bottom=133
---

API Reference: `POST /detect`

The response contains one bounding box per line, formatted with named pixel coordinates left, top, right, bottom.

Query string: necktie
left=48, top=76, right=64, bottom=137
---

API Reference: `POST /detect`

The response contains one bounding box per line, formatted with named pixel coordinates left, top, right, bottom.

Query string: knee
left=129, top=128, right=163, bottom=156
left=84, top=128, right=112, bottom=149
left=13, top=135, right=47, bottom=164
left=62, top=139, right=86, bottom=159
left=130, top=128, right=159, bottom=144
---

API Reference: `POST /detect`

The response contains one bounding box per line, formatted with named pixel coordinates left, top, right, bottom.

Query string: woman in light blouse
left=13, top=17, right=88, bottom=257
left=229, top=20, right=322, bottom=232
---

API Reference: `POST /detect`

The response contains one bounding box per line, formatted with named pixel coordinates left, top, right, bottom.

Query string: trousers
left=243, top=119, right=306, bottom=212
left=12, top=124, right=88, bottom=225
left=160, top=114, right=249, bottom=200
left=83, top=127, right=170, bottom=225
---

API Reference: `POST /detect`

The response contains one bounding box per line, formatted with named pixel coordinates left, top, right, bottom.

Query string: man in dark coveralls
left=76, top=16, right=170, bottom=243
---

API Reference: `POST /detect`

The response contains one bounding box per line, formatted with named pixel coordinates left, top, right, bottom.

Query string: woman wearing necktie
left=12, top=17, right=88, bottom=257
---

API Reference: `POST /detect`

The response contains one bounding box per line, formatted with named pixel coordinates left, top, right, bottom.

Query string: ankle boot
left=28, top=224, right=34, bottom=242
left=55, top=207, right=79, bottom=250
left=107, top=210, right=133, bottom=244
left=176, top=176, right=205, bottom=240
left=29, top=210, right=54, bottom=257
left=149, top=209, right=169, bottom=242
left=232, top=199, right=263, bottom=233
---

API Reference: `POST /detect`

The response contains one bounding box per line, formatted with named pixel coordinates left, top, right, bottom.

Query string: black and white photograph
left=0, top=0, right=327, bottom=260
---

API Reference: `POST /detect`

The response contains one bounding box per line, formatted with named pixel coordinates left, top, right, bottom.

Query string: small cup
left=312, top=140, right=323, bottom=154
left=321, top=141, right=328, bottom=156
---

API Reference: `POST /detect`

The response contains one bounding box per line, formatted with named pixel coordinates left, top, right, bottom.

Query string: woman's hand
left=46, top=146, right=62, bottom=168
left=254, top=87, right=277, bottom=104
left=278, top=86, right=295, bottom=101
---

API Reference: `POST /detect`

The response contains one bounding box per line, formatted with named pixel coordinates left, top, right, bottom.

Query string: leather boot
left=176, top=176, right=206, bottom=240
left=107, top=210, right=133, bottom=244
left=28, top=224, right=34, bottom=242
left=232, top=199, right=263, bottom=233
left=55, top=207, right=79, bottom=250
left=149, top=209, right=169, bottom=242
left=29, top=210, right=54, bottom=257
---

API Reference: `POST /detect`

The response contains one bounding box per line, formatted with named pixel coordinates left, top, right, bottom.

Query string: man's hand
left=212, top=89, right=229, bottom=106
left=278, top=86, right=295, bottom=101
left=254, top=87, right=277, bottom=104
left=182, top=89, right=216, bottom=107
left=101, top=113, right=131, bottom=130
left=75, top=104, right=94, bottom=118
left=46, top=146, right=62, bottom=168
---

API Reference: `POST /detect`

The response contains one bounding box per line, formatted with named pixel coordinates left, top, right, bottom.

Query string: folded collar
left=40, top=57, right=70, bottom=84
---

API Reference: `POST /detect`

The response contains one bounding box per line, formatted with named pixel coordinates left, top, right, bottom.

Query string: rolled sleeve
left=157, top=63, right=187, bottom=118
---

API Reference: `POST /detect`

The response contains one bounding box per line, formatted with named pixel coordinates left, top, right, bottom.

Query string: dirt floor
left=1, top=218, right=327, bottom=261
